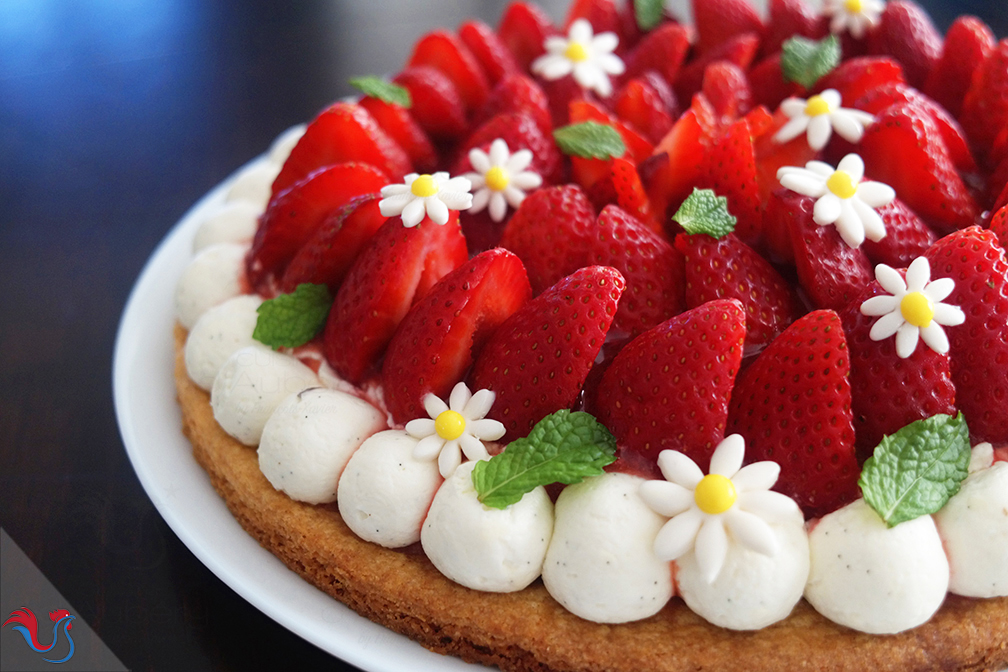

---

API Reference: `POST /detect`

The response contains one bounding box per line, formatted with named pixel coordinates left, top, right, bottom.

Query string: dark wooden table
left=1, top=1, right=1004, bottom=670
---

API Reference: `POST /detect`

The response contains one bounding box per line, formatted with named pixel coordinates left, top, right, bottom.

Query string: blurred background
left=1, top=1, right=1004, bottom=670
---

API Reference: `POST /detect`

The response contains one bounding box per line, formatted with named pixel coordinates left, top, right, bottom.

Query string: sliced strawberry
left=474, top=73, right=552, bottom=136
left=279, top=194, right=386, bottom=294
left=922, top=16, right=995, bottom=119
left=271, top=102, right=410, bottom=198
left=986, top=154, right=1008, bottom=209
left=322, top=215, right=468, bottom=383
left=597, top=299, right=746, bottom=476
left=702, top=61, right=755, bottom=125
left=607, top=157, right=658, bottom=229
left=613, top=73, right=677, bottom=145
left=753, top=110, right=818, bottom=205
left=568, top=98, right=654, bottom=163
left=814, top=56, right=905, bottom=104
left=408, top=30, right=490, bottom=115
left=760, top=0, right=824, bottom=58
left=959, top=39, right=1008, bottom=167
left=697, top=117, right=763, bottom=245
left=748, top=54, right=805, bottom=112
left=675, top=231, right=801, bottom=350
left=840, top=281, right=956, bottom=462
left=787, top=192, right=874, bottom=311
left=693, top=0, right=764, bottom=56
left=454, top=111, right=563, bottom=185
left=459, top=19, right=520, bottom=86
left=622, top=23, right=691, bottom=87
left=381, top=249, right=531, bottom=423
left=497, top=1, right=558, bottom=71
left=762, top=187, right=802, bottom=264
left=647, top=98, right=718, bottom=225
left=248, top=162, right=389, bottom=289
left=866, top=0, right=942, bottom=89
left=393, top=66, right=468, bottom=141
left=469, top=265, right=625, bottom=440
left=674, top=33, right=761, bottom=104
left=564, top=0, right=622, bottom=44
left=859, top=100, right=979, bottom=234
left=357, top=96, right=438, bottom=174
left=925, top=227, right=1008, bottom=444
left=860, top=197, right=937, bottom=268
left=989, top=204, right=1008, bottom=250
left=727, top=310, right=860, bottom=517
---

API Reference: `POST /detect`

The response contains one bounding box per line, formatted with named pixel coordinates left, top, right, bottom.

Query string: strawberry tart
left=172, top=0, right=1008, bottom=669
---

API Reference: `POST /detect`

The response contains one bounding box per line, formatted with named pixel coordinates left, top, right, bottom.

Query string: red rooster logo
left=3, top=607, right=76, bottom=663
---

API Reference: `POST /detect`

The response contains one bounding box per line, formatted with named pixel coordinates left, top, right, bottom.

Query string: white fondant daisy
left=531, top=19, right=625, bottom=97
left=639, top=435, right=801, bottom=584
left=463, top=139, right=543, bottom=223
left=859, top=256, right=965, bottom=359
left=404, top=382, right=505, bottom=478
left=822, top=0, right=885, bottom=39
left=777, top=153, right=895, bottom=248
left=378, top=172, right=473, bottom=228
left=775, top=89, right=876, bottom=150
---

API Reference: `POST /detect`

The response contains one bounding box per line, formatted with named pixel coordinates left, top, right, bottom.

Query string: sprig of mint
left=672, top=188, right=737, bottom=238
left=781, top=35, right=841, bottom=89
left=471, top=410, right=617, bottom=509
left=349, top=76, right=412, bottom=108
left=553, top=122, right=626, bottom=160
left=252, top=283, right=332, bottom=350
left=858, top=413, right=971, bottom=527
left=634, top=0, right=664, bottom=30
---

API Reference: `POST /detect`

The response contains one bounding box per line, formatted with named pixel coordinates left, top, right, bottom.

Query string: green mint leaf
left=634, top=0, right=664, bottom=30
left=859, top=413, right=971, bottom=527
left=472, top=410, right=617, bottom=509
left=672, top=188, right=737, bottom=238
left=349, top=76, right=412, bottom=108
left=553, top=122, right=626, bottom=159
left=253, top=283, right=332, bottom=350
left=781, top=35, right=841, bottom=89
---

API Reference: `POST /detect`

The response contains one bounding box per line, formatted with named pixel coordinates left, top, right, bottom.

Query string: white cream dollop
left=184, top=294, right=264, bottom=390
left=175, top=242, right=249, bottom=330
left=542, top=472, right=673, bottom=624
left=934, top=461, right=1008, bottom=598
left=210, top=345, right=319, bottom=446
left=804, top=498, right=949, bottom=634
left=421, top=461, right=553, bottom=592
left=258, top=387, right=387, bottom=504
left=268, top=123, right=306, bottom=166
left=193, top=201, right=262, bottom=252
left=337, top=430, right=443, bottom=548
left=225, top=161, right=281, bottom=211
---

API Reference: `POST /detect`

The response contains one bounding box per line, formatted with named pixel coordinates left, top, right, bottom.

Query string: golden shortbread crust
left=174, top=325, right=1008, bottom=672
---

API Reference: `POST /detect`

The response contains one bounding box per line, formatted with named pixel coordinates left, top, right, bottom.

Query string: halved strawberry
left=748, top=54, right=806, bottom=111
left=814, top=56, right=905, bottom=104
left=697, top=117, right=764, bottom=244
left=322, top=215, right=468, bottom=384
left=271, top=102, right=410, bottom=198
left=588, top=156, right=659, bottom=231
left=279, top=194, right=386, bottom=294
left=408, top=30, right=491, bottom=115
left=568, top=98, right=654, bottom=163
left=727, top=310, right=860, bottom=517
left=469, top=265, right=625, bottom=440
left=866, top=0, right=942, bottom=89
left=621, top=23, right=691, bottom=86
left=860, top=197, right=937, bottom=268
left=959, top=38, right=1008, bottom=167
left=925, top=227, right=1008, bottom=444
left=839, top=281, right=956, bottom=462
left=474, top=73, right=552, bottom=135
left=674, top=33, right=761, bottom=103
left=247, top=162, right=389, bottom=290
left=459, top=19, right=520, bottom=86
left=597, top=299, right=746, bottom=477
left=762, top=187, right=802, bottom=264
left=753, top=109, right=818, bottom=205
left=358, top=96, right=438, bottom=173
left=381, top=248, right=531, bottom=423
left=990, top=204, right=1008, bottom=250
left=393, top=66, right=468, bottom=141
left=702, top=61, right=755, bottom=125
left=646, top=97, right=718, bottom=227
left=613, top=73, right=677, bottom=145
left=497, top=1, right=558, bottom=71
left=693, top=0, right=765, bottom=56
left=922, top=15, right=995, bottom=119
left=759, top=0, right=824, bottom=58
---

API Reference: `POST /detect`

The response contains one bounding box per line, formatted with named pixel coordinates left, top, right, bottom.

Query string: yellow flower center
left=435, top=410, right=466, bottom=440
left=694, top=474, right=738, bottom=515
left=900, top=291, right=935, bottom=328
left=844, top=0, right=864, bottom=13
left=804, top=95, right=832, bottom=117
left=564, top=42, right=589, bottom=62
left=411, top=174, right=439, bottom=198
left=826, top=170, right=858, bottom=199
left=485, top=166, right=510, bottom=192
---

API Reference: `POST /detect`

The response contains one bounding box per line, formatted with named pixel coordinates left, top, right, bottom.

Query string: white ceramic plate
left=112, top=159, right=485, bottom=672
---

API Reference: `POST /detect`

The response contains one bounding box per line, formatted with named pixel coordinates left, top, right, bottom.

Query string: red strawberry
left=564, top=0, right=622, bottom=44
left=455, top=111, right=562, bottom=186
left=381, top=249, right=532, bottom=423
left=727, top=310, right=860, bottom=517
left=959, top=39, right=1008, bottom=167
left=271, top=102, right=410, bottom=198
left=760, top=0, right=824, bottom=58
left=568, top=98, right=654, bottom=168
left=814, top=56, right=905, bottom=104
left=357, top=96, right=438, bottom=174
left=322, top=215, right=468, bottom=383
left=614, top=73, right=677, bottom=145
left=693, top=0, right=764, bottom=56
left=747, top=54, right=805, bottom=112
left=867, top=0, right=942, bottom=89
left=248, top=162, right=389, bottom=290
left=702, top=61, right=755, bottom=124
left=922, top=16, right=995, bottom=119
left=278, top=194, right=386, bottom=294
left=787, top=192, right=874, bottom=311
left=675, top=231, right=801, bottom=350
left=497, top=1, right=558, bottom=71
left=674, top=33, right=761, bottom=104
left=752, top=110, right=818, bottom=205
left=839, top=281, right=956, bottom=462
left=762, top=187, right=802, bottom=264
left=925, top=227, right=1008, bottom=444
left=647, top=97, right=718, bottom=225
left=408, top=31, right=491, bottom=115
left=459, top=19, right=520, bottom=86
left=393, top=66, right=468, bottom=141
left=597, top=299, right=746, bottom=476
left=859, top=100, right=979, bottom=234
left=474, top=74, right=552, bottom=135
left=697, top=117, right=763, bottom=244
left=469, top=265, right=625, bottom=440
left=990, top=204, right=1008, bottom=250
left=622, top=23, right=691, bottom=87
left=860, top=197, right=937, bottom=268
left=590, top=156, right=659, bottom=230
